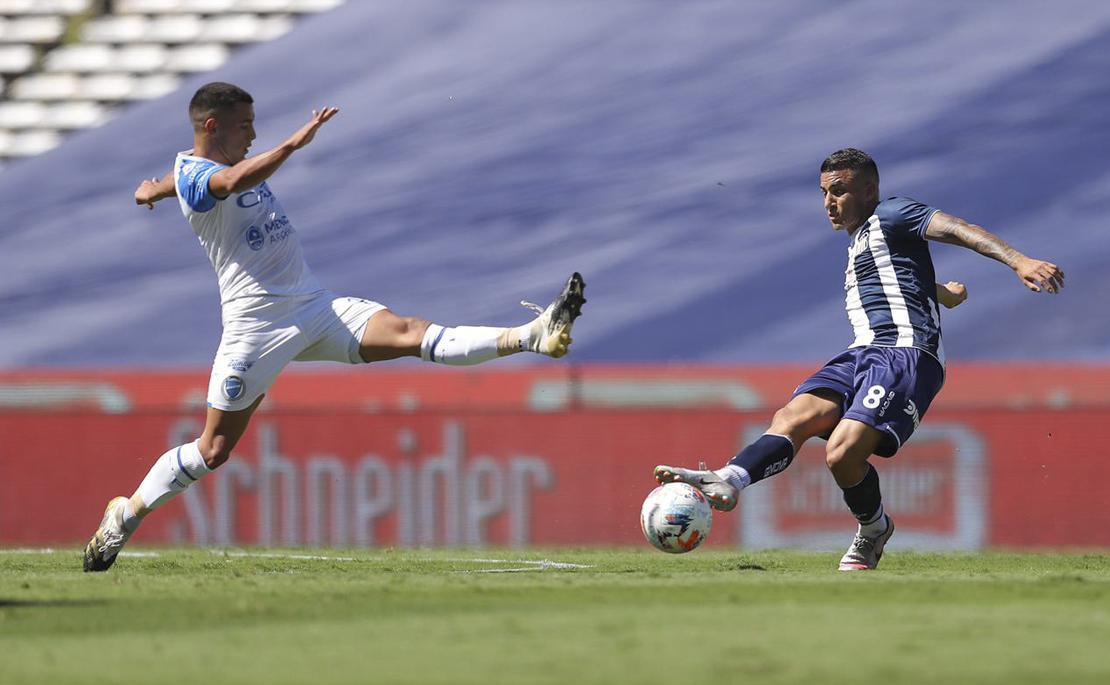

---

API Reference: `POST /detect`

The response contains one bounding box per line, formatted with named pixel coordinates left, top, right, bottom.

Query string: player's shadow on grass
left=0, top=598, right=105, bottom=608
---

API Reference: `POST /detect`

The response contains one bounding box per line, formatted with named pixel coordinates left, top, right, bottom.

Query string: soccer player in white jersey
left=656, top=148, right=1064, bottom=570
left=83, top=82, right=586, bottom=571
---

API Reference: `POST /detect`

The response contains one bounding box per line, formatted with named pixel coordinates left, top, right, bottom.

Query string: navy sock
left=841, top=464, right=883, bottom=524
left=726, top=434, right=794, bottom=485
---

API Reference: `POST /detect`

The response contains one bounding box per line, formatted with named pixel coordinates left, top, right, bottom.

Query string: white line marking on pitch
left=461, top=567, right=541, bottom=574
left=0, top=548, right=161, bottom=558
left=208, top=551, right=358, bottom=562
left=450, top=558, right=595, bottom=573
left=0, top=548, right=594, bottom=572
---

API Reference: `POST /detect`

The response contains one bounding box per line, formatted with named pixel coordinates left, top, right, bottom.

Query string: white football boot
left=838, top=516, right=895, bottom=571
left=520, top=272, right=586, bottom=358
left=82, top=496, right=134, bottom=572
left=654, top=462, right=739, bottom=512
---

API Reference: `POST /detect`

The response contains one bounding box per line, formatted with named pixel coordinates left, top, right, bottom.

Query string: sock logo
left=763, top=456, right=790, bottom=478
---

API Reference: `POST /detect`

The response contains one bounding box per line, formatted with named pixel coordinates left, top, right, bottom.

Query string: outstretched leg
left=655, top=389, right=842, bottom=510
left=83, top=397, right=263, bottom=572
left=357, top=273, right=586, bottom=364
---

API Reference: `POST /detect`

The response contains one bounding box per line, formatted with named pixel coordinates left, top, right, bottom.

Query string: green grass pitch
left=2, top=548, right=1109, bottom=684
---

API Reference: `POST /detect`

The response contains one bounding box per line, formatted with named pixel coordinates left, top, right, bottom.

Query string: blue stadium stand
left=1, top=1, right=1108, bottom=366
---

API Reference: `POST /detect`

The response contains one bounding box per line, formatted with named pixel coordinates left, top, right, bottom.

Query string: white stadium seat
left=0, top=17, right=66, bottom=44
left=0, top=101, right=111, bottom=130
left=8, top=73, right=79, bottom=100
left=0, top=44, right=35, bottom=74
left=164, top=44, right=229, bottom=72
left=44, top=45, right=170, bottom=74
left=115, top=45, right=169, bottom=73
left=3, top=129, right=62, bottom=156
left=234, top=0, right=294, bottom=11
left=203, top=14, right=264, bottom=43
left=0, top=0, right=92, bottom=15
left=1, top=0, right=349, bottom=161
left=113, top=0, right=339, bottom=14
left=146, top=14, right=204, bottom=44
left=0, top=100, right=44, bottom=128
left=82, top=15, right=150, bottom=44
left=202, top=13, right=295, bottom=44
left=115, top=0, right=236, bottom=13
left=112, top=0, right=179, bottom=13
left=288, top=0, right=344, bottom=12
left=43, top=44, right=114, bottom=73
left=254, top=15, right=294, bottom=41
left=77, top=73, right=135, bottom=101
left=184, top=0, right=239, bottom=12
left=44, top=101, right=111, bottom=129
left=131, top=73, right=180, bottom=99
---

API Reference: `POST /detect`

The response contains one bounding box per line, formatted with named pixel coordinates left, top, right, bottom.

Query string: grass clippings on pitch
left=2, top=548, right=1109, bottom=685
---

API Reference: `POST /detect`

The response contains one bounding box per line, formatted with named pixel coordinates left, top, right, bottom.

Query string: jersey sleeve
left=876, top=197, right=937, bottom=241
left=176, top=159, right=226, bottom=213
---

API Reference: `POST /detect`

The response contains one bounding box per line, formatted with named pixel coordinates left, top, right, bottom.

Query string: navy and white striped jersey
left=843, top=196, right=944, bottom=365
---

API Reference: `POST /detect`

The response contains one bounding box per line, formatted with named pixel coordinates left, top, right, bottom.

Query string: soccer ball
left=640, top=482, right=712, bottom=553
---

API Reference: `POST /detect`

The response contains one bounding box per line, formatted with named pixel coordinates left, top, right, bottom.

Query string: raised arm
left=924, top=211, right=1065, bottom=294
left=134, top=171, right=176, bottom=209
left=208, top=107, right=339, bottom=198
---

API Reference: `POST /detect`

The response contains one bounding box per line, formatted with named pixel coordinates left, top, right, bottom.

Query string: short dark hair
left=189, top=82, right=253, bottom=129
left=820, top=148, right=879, bottom=184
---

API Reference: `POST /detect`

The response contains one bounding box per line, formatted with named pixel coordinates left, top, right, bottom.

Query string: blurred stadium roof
left=1, top=0, right=1107, bottom=366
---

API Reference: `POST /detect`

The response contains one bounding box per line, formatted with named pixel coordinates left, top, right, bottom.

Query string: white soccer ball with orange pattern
left=640, top=482, right=712, bottom=553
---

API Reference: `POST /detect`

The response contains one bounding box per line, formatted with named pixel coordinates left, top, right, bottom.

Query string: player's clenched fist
left=937, top=281, right=968, bottom=309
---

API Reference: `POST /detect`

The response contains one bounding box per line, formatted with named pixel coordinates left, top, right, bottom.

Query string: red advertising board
left=3, top=363, right=1110, bottom=413
left=2, top=405, right=1108, bottom=549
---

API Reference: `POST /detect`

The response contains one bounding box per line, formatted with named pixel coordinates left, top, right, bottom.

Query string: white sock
left=120, top=499, right=140, bottom=533
left=714, top=464, right=752, bottom=491
left=134, top=440, right=211, bottom=515
left=420, top=324, right=506, bottom=365
left=858, top=504, right=888, bottom=537
left=511, top=320, right=539, bottom=353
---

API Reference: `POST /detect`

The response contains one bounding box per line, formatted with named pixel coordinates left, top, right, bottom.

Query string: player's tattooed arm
left=925, top=211, right=1065, bottom=294
left=924, top=211, right=1023, bottom=264
left=134, top=171, right=176, bottom=210
left=209, top=107, right=339, bottom=197
left=935, top=281, right=967, bottom=309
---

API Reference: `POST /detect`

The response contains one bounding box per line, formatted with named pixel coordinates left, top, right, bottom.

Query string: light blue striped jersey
left=843, top=196, right=943, bottom=365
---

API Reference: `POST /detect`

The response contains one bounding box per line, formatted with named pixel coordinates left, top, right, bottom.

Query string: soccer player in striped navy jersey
left=656, top=148, right=1064, bottom=570
left=82, top=82, right=586, bottom=572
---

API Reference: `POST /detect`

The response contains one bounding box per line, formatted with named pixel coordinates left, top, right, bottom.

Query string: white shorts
left=207, top=291, right=386, bottom=411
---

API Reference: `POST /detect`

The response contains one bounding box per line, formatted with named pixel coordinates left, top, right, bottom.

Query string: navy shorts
left=792, top=346, right=945, bottom=458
